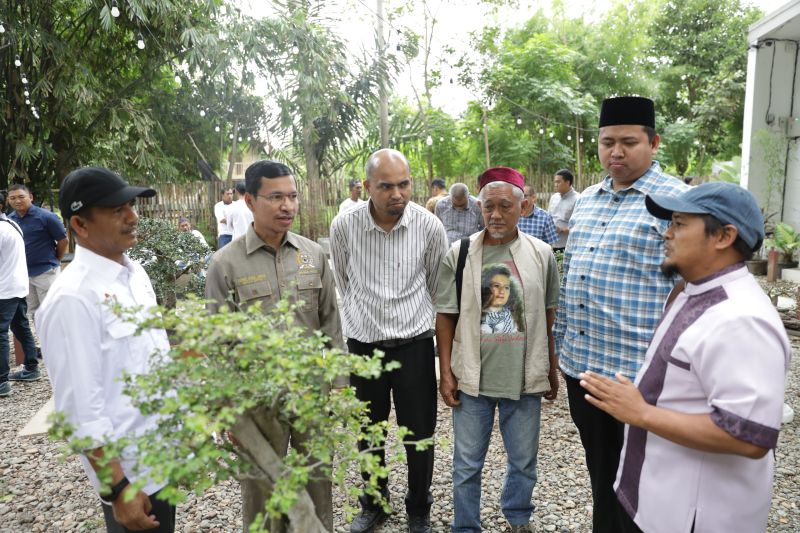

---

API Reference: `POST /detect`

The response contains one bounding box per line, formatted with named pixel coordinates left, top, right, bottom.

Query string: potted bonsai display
left=763, top=222, right=800, bottom=278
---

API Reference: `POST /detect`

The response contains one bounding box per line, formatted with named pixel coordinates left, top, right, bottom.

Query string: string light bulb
left=516, top=118, right=522, bottom=125
left=549, top=132, right=554, bottom=138
left=439, top=137, right=444, bottom=142
left=591, top=137, right=595, bottom=143
left=405, top=123, right=411, bottom=129
left=23, top=90, right=29, bottom=97
left=567, top=134, right=572, bottom=141
left=14, top=56, right=21, bottom=67
left=538, top=128, right=544, bottom=135
left=199, top=109, right=206, bottom=117
left=111, top=0, right=120, bottom=18
left=291, top=41, right=299, bottom=54
left=174, top=75, right=181, bottom=84
left=137, top=32, right=145, bottom=50
left=215, top=126, right=220, bottom=132
left=425, top=135, right=433, bottom=146
left=25, top=99, right=30, bottom=105
left=0, top=23, right=5, bottom=33
left=21, top=75, right=28, bottom=84
left=579, top=137, right=584, bottom=143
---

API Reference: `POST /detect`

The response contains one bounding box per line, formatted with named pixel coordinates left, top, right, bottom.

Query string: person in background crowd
left=178, top=217, right=209, bottom=247
left=554, top=96, right=690, bottom=533
left=0, top=189, right=39, bottom=397
left=226, top=181, right=254, bottom=241
left=214, top=187, right=234, bottom=248
left=37, top=167, right=176, bottom=532
left=436, top=167, right=559, bottom=533
left=339, top=179, right=366, bottom=213
left=435, top=182, right=484, bottom=244
left=7, top=183, right=68, bottom=379
left=330, top=148, right=448, bottom=533
left=547, top=169, right=580, bottom=252
left=517, top=184, right=557, bottom=245
left=206, top=159, right=343, bottom=533
left=581, top=182, right=790, bottom=533
left=425, top=178, right=448, bottom=213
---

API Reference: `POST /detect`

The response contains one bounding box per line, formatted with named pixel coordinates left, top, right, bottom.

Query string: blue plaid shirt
left=518, top=206, right=557, bottom=244
left=554, top=162, right=690, bottom=379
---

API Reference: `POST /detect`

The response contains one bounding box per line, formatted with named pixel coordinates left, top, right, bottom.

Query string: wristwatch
left=104, top=476, right=130, bottom=502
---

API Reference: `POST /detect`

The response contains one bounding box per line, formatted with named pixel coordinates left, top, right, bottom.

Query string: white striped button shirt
left=330, top=200, right=448, bottom=343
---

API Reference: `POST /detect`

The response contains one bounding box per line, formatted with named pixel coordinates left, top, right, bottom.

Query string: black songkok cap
left=598, top=96, right=656, bottom=129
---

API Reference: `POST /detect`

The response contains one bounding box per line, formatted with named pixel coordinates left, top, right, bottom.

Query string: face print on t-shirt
left=480, top=261, right=525, bottom=334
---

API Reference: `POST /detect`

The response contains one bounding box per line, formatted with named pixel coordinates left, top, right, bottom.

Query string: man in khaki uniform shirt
left=205, top=159, right=344, bottom=532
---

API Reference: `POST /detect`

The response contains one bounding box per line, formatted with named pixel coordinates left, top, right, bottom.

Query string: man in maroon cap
left=435, top=167, right=560, bottom=533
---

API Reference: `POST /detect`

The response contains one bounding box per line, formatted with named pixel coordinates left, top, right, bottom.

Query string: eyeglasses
left=255, top=192, right=299, bottom=205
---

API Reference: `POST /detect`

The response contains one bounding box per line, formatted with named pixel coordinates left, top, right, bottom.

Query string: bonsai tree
left=764, top=222, right=800, bottom=264
left=49, top=298, right=423, bottom=532
left=128, top=217, right=210, bottom=308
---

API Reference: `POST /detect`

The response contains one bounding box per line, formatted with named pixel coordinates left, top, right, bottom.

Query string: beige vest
left=450, top=230, right=553, bottom=397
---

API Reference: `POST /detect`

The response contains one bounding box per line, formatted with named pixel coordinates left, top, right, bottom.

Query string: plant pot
left=777, top=261, right=799, bottom=279
left=745, top=259, right=768, bottom=275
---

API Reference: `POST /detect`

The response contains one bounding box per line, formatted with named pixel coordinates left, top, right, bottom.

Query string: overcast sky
left=241, top=0, right=789, bottom=116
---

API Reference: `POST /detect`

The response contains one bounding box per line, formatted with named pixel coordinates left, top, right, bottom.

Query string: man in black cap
left=36, top=167, right=177, bottom=532
left=553, top=96, right=689, bottom=532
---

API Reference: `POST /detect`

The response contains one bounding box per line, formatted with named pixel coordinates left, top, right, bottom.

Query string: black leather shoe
left=407, top=513, right=432, bottom=533
left=350, top=507, right=390, bottom=533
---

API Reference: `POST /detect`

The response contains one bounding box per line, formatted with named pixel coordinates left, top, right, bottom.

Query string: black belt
left=370, top=330, right=434, bottom=349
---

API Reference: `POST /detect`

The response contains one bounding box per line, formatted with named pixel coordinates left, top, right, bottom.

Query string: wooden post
left=767, top=249, right=780, bottom=282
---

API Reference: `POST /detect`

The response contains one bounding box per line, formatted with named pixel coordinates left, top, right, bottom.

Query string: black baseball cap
left=59, top=167, right=156, bottom=220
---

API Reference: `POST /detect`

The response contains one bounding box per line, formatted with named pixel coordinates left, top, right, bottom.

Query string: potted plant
left=763, top=222, right=800, bottom=277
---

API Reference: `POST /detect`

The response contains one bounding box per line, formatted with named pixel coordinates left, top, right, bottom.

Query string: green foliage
left=0, top=0, right=241, bottom=195
left=764, top=222, right=800, bottom=262
left=659, top=120, right=698, bottom=177
left=753, top=128, right=789, bottom=224
left=127, top=218, right=209, bottom=308
left=49, top=297, right=426, bottom=531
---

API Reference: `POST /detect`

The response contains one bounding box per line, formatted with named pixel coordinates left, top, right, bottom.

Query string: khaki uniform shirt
left=205, top=225, right=344, bottom=352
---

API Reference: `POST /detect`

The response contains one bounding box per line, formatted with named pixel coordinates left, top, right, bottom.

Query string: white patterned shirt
left=330, top=200, right=448, bottom=342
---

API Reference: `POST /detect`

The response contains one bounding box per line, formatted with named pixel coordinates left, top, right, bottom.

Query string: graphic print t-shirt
left=479, top=241, right=526, bottom=399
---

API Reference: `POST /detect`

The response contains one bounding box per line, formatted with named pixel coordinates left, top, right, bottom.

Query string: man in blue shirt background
left=7, top=184, right=67, bottom=381
left=517, top=184, right=557, bottom=245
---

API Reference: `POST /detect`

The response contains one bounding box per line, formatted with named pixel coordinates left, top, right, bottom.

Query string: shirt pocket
left=237, top=280, right=275, bottom=311
left=296, top=274, right=322, bottom=312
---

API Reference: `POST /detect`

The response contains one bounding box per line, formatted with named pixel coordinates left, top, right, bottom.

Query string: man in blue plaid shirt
left=517, top=185, right=557, bottom=245
left=554, top=96, right=689, bottom=533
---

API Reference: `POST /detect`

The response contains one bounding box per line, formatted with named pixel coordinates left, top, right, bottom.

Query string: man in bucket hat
left=553, top=96, right=690, bottom=533
left=36, top=167, right=178, bottom=532
left=580, top=182, right=791, bottom=533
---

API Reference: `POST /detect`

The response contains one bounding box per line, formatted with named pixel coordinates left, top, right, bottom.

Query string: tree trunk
left=302, top=122, right=323, bottom=241
left=232, top=412, right=328, bottom=533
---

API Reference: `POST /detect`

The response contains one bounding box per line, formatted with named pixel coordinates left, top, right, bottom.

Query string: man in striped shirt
left=330, top=148, right=448, bottom=533
left=554, top=96, right=689, bottom=533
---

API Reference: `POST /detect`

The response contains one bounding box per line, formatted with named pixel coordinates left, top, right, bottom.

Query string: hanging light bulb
left=516, top=118, right=522, bottom=125
left=111, top=0, right=120, bottom=17
left=229, top=134, right=234, bottom=139
left=451, top=137, right=455, bottom=142
left=549, top=132, right=554, bottom=138
left=439, top=137, right=444, bottom=142
left=215, top=125, right=220, bottom=132
left=591, top=137, right=596, bottom=143
left=174, top=75, right=181, bottom=84
left=567, top=134, right=572, bottom=141
left=14, top=55, right=21, bottom=67
left=405, top=123, right=411, bottom=129
left=579, top=137, right=584, bottom=143
left=21, top=75, right=28, bottom=84
left=23, top=90, right=29, bottom=97
left=538, top=128, right=544, bottom=135
left=199, top=109, right=206, bottom=117
left=137, top=32, right=145, bottom=50
left=291, top=41, right=300, bottom=54
left=0, top=23, right=5, bottom=33
left=238, top=136, right=242, bottom=142
left=25, top=99, right=30, bottom=105
left=425, top=135, right=433, bottom=146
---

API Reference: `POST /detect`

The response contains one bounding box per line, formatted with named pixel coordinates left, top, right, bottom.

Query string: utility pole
left=377, top=0, right=389, bottom=147
left=575, top=117, right=582, bottom=189
left=482, top=107, right=490, bottom=168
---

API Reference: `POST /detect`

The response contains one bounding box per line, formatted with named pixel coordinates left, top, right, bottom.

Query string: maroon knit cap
left=478, top=167, right=525, bottom=191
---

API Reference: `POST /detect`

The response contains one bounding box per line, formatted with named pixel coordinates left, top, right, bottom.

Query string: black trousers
left=348, top=337, right=437, bottom=517
left=101, top=490, right=176, bottom=533
left=565, top=374, right=641, bottom=533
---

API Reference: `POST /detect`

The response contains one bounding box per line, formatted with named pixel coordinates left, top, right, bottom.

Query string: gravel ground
left=1, top=338, right=799, bottom=533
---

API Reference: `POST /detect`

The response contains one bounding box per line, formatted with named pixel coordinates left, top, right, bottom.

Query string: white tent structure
left=743, top=0, right=800, bottom=228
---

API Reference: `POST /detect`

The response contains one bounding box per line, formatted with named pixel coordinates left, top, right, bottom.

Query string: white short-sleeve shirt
left=615, top=264, right=791, bottom=533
